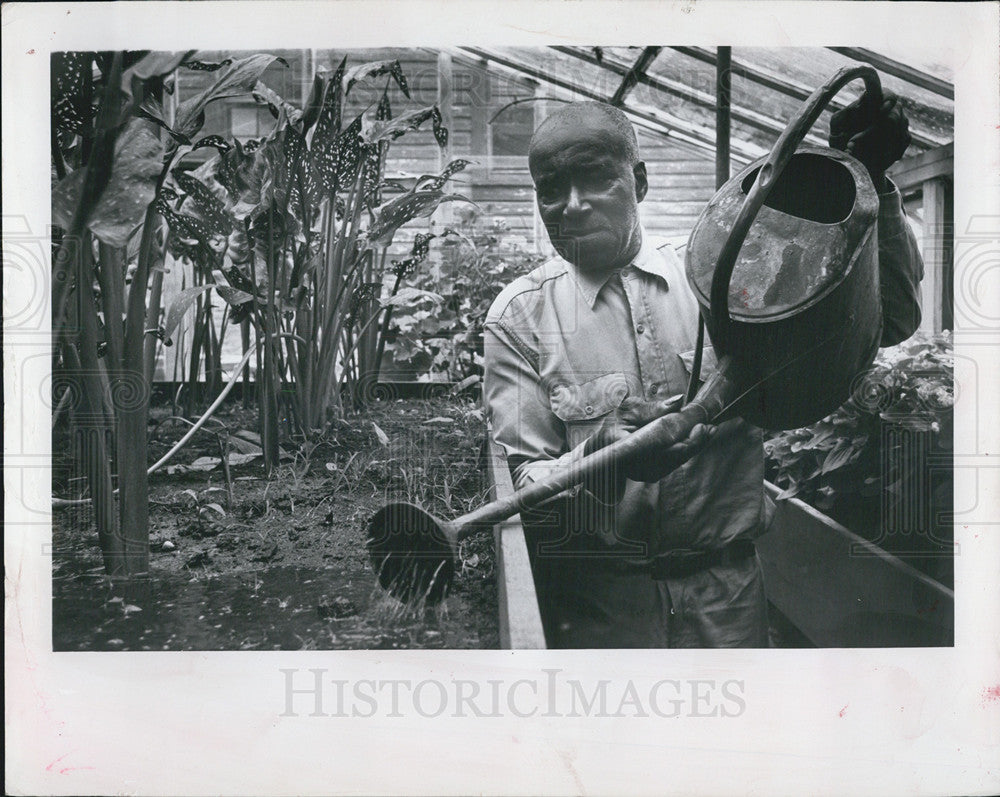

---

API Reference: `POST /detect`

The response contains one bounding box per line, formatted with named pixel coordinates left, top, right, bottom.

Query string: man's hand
left=583, top=395, right=713, bottom=484
left=829, top=88, right=911, bottom=193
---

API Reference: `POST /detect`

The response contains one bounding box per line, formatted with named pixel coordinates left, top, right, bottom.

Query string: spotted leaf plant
left=50, top=50, right=286, bottom=579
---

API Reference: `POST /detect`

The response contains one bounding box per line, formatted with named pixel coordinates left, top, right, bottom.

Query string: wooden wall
left=159, top=49, right=721, bottom=377
left=174, top=48, right=718, bottom=248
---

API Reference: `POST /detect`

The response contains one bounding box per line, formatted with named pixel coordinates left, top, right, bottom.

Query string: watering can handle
left=709, top=65, right=883, bottom=342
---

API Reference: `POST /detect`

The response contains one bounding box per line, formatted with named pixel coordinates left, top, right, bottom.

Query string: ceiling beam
left=888, top=142, right=954, bottom=193
left=449, top=46, right=684, bottom=150
left=610, top=46, right=661, bottom=106
left=554, top=45, right=826, bottom=147
left=669, top=46, right=946, bottom=150
left=454, top=46, right=763, bottom=163
left=672, top=45, right=829, bottom=105
left=827, top=47, right=954, bottom=100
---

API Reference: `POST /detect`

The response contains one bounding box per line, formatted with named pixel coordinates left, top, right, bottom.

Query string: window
left=229, top=105, right=272, bottom=141
left=490, top=104, right=534, bottom=159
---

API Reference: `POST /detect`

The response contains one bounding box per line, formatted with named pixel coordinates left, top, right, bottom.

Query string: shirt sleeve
left=484, top=316, right=625, bottom=507
left=483, top=313, right=586, bottom=490
left=877, top=180, right=924, bottom=346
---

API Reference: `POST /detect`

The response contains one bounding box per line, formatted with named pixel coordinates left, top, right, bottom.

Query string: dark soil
left=52, top=396, right=499, bottom=650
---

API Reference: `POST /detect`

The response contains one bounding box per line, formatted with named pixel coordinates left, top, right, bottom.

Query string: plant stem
left=147, top=344, right=256, bottom=475
left=241, top=317, right=252, bottom=408
left=117, top=201, right=160, bottom=576
left=142, top=229, right=170, bottom=385
left=68, top=230, right=125, bottom=575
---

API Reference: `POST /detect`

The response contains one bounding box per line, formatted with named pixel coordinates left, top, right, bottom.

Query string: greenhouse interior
left=50, top=45, right=955, bottom=651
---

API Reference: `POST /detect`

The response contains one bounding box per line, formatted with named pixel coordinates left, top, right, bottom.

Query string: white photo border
left=4, top=2, right=998, bottom=795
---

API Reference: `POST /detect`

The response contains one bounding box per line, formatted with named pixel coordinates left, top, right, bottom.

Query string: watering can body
left=685, top=144, right=883, bottom=430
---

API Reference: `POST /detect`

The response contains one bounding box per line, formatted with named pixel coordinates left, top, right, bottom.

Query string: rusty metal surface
left=684, top=143, right=883, bottom=430
left=687, top=145, right=879, bottom=321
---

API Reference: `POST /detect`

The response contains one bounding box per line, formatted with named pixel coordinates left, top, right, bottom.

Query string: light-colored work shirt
left=482, top=185, right=922, bottom=647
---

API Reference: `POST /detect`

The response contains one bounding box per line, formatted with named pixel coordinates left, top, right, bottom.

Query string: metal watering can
left=686, top=64, right=884, bottom=430
left=366, top=65, right=886, bottom=603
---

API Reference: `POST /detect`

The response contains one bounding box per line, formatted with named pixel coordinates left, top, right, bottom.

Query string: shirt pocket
left=548, top=372, right=629, bottom=450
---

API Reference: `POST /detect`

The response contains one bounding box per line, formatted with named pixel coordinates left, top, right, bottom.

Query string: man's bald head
left=527, top=101, right=648, bottom=274
left=529, top=101, right=641, bottom=167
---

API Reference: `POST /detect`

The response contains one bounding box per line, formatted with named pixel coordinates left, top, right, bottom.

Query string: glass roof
left=450, top=45, right=953, bottom=166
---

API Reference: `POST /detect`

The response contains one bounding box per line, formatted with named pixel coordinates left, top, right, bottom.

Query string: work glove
left=582, top=394, right=713, bottom=486
left=829, top=88, right=911, bottom=193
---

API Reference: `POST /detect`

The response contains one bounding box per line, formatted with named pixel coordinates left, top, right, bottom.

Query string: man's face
left=529, top=115, right=647, bottom=274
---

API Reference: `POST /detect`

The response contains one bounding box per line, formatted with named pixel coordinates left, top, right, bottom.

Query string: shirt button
left=636, top=324, right=645, bottom=334
left=585, top=405, right=594, bottom=415
left=649, top=383, right=659, bottom=396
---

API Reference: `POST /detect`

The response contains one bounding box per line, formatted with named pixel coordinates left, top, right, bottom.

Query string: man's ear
left=633, top=162, right=648, bottom=203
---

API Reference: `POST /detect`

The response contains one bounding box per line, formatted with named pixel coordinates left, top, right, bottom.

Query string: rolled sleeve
left=483, top=316, right=578, bottom=490
left=877, top=180, right=924, bottom=346
left=484, top=316, right=625, bottom=507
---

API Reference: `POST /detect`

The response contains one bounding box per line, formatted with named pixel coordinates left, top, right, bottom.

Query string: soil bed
left=52, top=395, right=499, bottom=651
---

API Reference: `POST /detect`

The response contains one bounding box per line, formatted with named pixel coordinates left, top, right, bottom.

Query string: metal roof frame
left=450, top=44, right=952, bottom=174
left=668, top=46, right=946, bottom=150
left=827, top=47, right=953, bottom=99
left=554, top=45, right=828, bottom=148
left=453, top=46, right=767, bottom=163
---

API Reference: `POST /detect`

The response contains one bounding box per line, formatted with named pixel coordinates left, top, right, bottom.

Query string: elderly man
left=483, top=96, right=922, bottom=648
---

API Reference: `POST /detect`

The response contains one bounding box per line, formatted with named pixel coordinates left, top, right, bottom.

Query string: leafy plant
left=51, top=50, right=217, bottom=578
left=385, top=214, right=545, bottom=381
left=152, top=55, right=473, bottom=463
left=50, top=50, right=297, bottom=576
left=764, top=330, right=954, bottom=578
left=765, top=331, right=953, bottom=503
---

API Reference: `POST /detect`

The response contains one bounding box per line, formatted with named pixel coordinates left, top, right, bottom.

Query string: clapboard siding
left=171, top=48, right=717, bottom=248
left=160, top=49, right=718, bottom=375
left=638, top=130, right=716, bottom=239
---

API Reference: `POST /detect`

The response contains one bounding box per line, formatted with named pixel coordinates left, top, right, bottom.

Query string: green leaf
left=122, top=51, right=195, bottom=98
left=412, top=159, right=475, bottom=192
left=799, top=427, right=836, bottom=451
left=300, top=73, right=326, bottom=133
left=52, top=119, right=164, bottom=247
left=172, top=169, right=233, bottom=236
left=175, top=54, right=284, bottom=138
left=51, top=52, right=96, bottom=134
left=311, top=57, right=347, bottom=150
left=365, top=106, right=438, bottom=144
left=226, top=452, right=261, bottom=466
left=216, top=285, right=254, bottom=307
left=821, top=440, right=857, bottom=475
left=371, top=422, right=390, bottom=446
left=251, top=81, right=302, bottom=128
left=775, top=481, right=802, bottom=501
left=163, top=285, right=214, bottom=339
left=380, top=287, right=443, bottom=308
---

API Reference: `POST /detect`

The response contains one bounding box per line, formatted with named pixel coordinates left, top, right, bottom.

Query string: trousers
left=523, top=516, right=770, bottom=649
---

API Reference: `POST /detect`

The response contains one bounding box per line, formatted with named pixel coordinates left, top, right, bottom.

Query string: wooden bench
left=756, top=481, right=954, bottom=647
left=485, top=436, right=547, bottom=649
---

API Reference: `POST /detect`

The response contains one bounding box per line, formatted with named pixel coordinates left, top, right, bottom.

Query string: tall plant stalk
left=52, top=50, right=283, bottom=579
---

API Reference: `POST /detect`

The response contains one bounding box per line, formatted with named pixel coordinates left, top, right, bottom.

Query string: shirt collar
left=569, top=229, right=673, bottom=308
